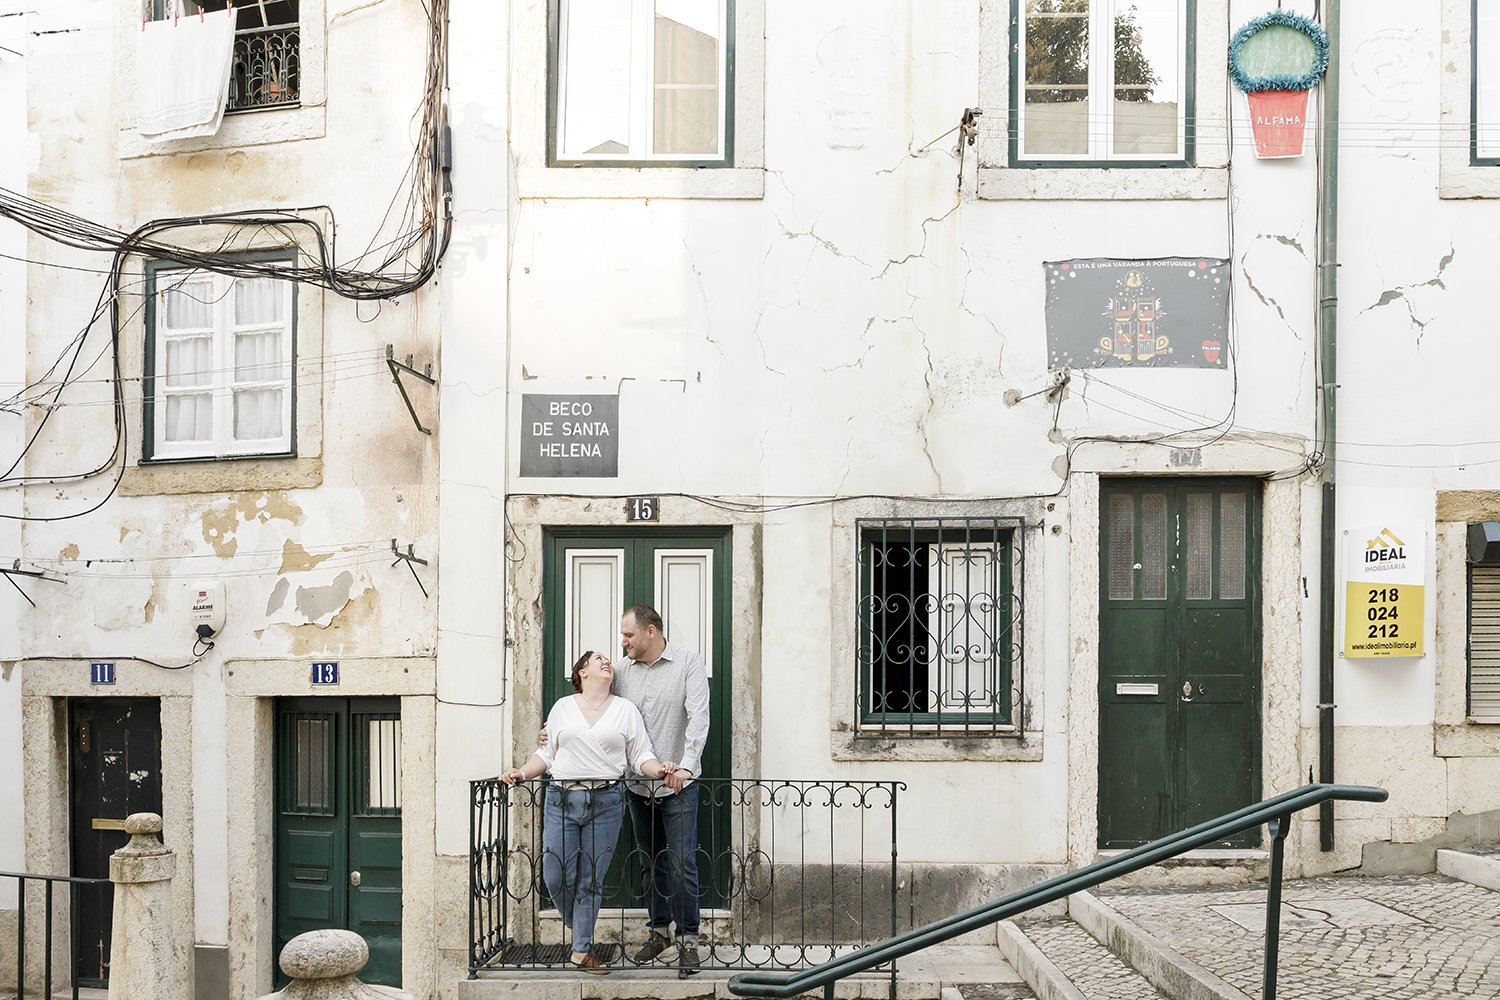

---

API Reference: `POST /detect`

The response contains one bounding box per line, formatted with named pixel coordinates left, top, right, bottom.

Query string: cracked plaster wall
left=14, top=0, right=454, bottom=990
left=0, top=7, right=25, bottom=912
left=501, top=0, right=1500, bottom=871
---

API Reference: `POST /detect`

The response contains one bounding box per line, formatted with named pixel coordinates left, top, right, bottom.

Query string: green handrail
left=727, top=783, right=1386, bottom=998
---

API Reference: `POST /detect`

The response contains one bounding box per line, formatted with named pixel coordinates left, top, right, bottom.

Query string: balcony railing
left=3, top=869, right=113, bottom=1000
left=469, top=777, right=904, bottom=982
left=228, top=24, right=300, bottom=112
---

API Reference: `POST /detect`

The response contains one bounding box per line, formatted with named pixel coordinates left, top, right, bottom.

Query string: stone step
left=1436, top=845, right=1500, bottom=891
left=459, top=944, right=1023, bottom=1000
left=999, top=915, right=1169, bottom=1000
left=1068, top=891, right=1247, bottom=1000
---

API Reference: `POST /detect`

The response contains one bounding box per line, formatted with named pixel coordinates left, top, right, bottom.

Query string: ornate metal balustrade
left=228, top=24, right=300, bottom=112
left=470, top=777, right=904, bottom=981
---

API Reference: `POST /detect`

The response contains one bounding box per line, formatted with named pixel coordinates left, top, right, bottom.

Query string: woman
left=501, top=650, right=677, bottom=974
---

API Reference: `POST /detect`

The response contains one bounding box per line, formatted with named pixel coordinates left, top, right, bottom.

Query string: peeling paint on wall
left=266, top=577, right=290, bottom=616
left=279, top=539, right=336, bottom=574
left=58, top=543, right=79, bottom=560
left=200, top=491, right=308, bottom=558
left=294, top=570, right=356, bottom=627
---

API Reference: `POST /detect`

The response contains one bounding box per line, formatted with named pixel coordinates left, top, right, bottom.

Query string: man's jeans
left=542, top=783, right=625, bottom=953
left=626, top=784, right=701, bottom=940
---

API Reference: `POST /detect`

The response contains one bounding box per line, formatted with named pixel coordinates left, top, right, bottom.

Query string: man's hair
left=623, top=604, right=664, bottom=634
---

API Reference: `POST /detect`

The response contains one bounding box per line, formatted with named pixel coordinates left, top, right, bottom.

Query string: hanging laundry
left=137, top=5, right=239, bottom=141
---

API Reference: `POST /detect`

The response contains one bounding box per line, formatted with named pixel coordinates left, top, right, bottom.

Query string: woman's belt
left=554, top=778, right=622, bottom=790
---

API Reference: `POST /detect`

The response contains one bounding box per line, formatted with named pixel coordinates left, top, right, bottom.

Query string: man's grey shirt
left=613, top=639, right=710, bottom=798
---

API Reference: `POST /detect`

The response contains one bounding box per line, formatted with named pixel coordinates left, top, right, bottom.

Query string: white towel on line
left=137, top=6, right=239, bottom=141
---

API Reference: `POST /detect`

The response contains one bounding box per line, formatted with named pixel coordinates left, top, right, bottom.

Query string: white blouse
left=535, top=695, right=658, bottom=781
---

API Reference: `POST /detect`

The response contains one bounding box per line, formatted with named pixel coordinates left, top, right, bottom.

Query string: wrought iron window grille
left=143, top=1, right=301, bottom=113
left=856, top=518, right=1025, bottom=739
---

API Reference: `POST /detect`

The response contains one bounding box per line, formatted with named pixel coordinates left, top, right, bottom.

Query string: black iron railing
left=228, top=24, right=300, bottom=112
left=726, top=783, right=1388, bottom=1000
left=470, top=777, right=904, bottom=982
left=856, top=517, right=1026, bottom=739
left=2, top=870, right=112, bottom=1000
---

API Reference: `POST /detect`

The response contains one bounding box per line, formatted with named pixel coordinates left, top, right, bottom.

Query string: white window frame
left=552, top=0, right=731, bottom=166
left=1477, top=0, right=1500, bottom=163
left=1014, top=0, right=1189, bottom=164
left=146, top=265, right=295, bottom=462
left=976, top=0, right=1226, bottom=201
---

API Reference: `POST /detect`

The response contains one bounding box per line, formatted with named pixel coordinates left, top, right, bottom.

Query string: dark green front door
left=543, top=528, right=732, bottom=908
left=274, top=698, right=402, bottom=986
left=1098, top=479, right=1261, bottom=848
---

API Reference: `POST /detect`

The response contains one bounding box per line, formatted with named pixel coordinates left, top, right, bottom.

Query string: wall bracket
left=386, top=344, right=437, bottom=435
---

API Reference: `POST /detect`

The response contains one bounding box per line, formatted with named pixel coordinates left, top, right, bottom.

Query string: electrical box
left=190, top=582, right=225, bottom=638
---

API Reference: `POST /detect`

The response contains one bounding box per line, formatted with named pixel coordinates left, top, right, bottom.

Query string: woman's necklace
left=578, top=693, right=610, bottom=712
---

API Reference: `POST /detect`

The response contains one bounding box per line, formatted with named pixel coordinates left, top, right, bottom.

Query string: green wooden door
left=275, top=698, right=403, bottom=986
left=1098, top=480, right=1261, bottom=849
left=543, top=528, right=732, bottom=908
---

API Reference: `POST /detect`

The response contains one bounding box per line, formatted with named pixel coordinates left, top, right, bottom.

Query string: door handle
left=349, top=871, right=362, bottom=887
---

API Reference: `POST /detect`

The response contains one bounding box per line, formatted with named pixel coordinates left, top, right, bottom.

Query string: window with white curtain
left=1478, top=0, right=1500, bottom=162
left=146, top=263, right=295, bottom=461
left=551, top=0, right=731, bottom=164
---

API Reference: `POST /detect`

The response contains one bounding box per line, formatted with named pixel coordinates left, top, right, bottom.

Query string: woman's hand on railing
left=500, top=767, right=526, bottom=786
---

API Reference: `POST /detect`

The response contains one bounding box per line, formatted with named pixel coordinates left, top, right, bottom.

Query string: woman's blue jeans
left=542, top=783, right=625, bottom=953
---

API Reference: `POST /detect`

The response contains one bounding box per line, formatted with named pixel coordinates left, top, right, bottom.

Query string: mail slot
left=91, top=818, right=129, bottom=832
left=1115, top=682, right=1159, bottom=696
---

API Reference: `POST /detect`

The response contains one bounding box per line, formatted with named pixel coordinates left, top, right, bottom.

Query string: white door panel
left=565, top=549, right=626, bottom=676
left=655, top=549, right=713, bottom=677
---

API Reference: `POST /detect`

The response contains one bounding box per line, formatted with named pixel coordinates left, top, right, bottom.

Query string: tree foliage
left=1025, top=0, right=1160, bottom=103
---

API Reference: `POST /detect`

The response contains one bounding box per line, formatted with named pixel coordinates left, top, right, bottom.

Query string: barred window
left=857, top=519, right=1023, bottom=737
left=146, top=0, right=301, bottom=112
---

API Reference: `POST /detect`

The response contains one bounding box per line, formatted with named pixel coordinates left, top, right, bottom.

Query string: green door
left=274, top=698, right=403, bottom=986
left=543, top=528, right=732, bottom=908
left=1098, top=480, right=1261, bottom=849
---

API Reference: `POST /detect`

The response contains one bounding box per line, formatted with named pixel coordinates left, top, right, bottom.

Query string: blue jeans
left=542, top=783, right=625, bottom=953
left=627, top=784, right=701, bottom=939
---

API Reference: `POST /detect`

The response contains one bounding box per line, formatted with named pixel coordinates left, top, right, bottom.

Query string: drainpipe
left=1316, top=0, right=1341, bottom=852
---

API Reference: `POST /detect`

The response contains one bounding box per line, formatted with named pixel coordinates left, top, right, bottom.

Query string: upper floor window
left=146, top=0, right=301, bottom=112
left=549, top=0, right=733, bottom=166
left=144, top=261, right=296, bottom=462
left=1013, top=0, right=1190, bottom=166
left=857, top=519, right=1022, bottom=737
left=1477, top=0, right=1500, bottom=163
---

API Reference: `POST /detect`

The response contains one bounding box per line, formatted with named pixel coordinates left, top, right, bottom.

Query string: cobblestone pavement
left=1021, top=916, right=1170, bottom=999
left=957, top=984, right=1037, bottom=1000
left=1100, top=873, right=1500, bottom=999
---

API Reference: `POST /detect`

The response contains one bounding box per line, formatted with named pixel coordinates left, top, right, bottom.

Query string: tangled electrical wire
left=0, top=0, right=452, bottom=520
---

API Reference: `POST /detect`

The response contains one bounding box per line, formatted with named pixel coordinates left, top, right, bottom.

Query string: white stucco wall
left=0, top=7, right=28, bottom=905
left=14, top=0, right=1500, bottom=991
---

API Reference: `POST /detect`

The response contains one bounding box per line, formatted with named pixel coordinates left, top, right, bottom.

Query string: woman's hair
left=570, top=651, right=594, bottom=693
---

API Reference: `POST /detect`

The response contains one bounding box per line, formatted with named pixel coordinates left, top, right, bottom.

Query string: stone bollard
left=107, top=812, right=186, bottom=1000
left=256, top=930, right=412, bottom=1000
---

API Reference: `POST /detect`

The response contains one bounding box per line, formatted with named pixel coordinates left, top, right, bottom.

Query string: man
left=614, top=603, right=710, bottom=978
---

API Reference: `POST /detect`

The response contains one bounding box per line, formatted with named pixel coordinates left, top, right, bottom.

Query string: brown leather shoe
left=571, top=953, right=610, bottom=975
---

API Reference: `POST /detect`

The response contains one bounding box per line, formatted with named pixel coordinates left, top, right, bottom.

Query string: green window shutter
left=1470, top=564, right=1500, bottom=720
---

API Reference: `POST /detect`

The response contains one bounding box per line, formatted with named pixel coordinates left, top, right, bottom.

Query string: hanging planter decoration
left=1229, top=11, right=1330, bottom=158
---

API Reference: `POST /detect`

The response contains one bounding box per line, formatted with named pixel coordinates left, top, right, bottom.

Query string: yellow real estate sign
left=1343, top=525, right=1425, bottom=658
